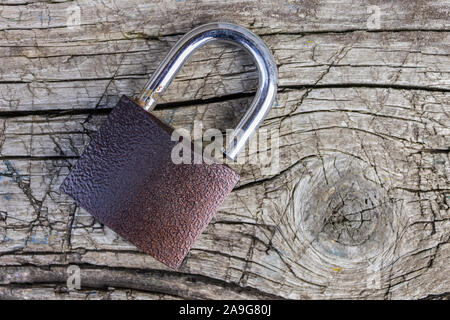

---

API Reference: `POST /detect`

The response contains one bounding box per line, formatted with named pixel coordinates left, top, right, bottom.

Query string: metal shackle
left=137, top=22, right=278, bottom=160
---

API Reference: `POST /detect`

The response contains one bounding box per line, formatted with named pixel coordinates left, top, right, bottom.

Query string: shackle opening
left=136, top=22, right=278, bottom=160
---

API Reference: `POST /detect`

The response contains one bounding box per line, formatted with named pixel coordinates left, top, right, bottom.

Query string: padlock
left=60, top=22, right=277, bottom=269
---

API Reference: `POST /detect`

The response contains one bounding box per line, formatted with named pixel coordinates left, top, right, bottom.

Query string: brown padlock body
left=60, top=96, right=240, bottom=269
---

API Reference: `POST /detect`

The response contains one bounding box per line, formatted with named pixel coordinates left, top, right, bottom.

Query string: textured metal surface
left=60, top=96, right=240, bottom=269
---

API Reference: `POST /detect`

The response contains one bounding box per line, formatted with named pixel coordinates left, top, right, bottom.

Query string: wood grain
left=0, top=0, right=449, bottom=299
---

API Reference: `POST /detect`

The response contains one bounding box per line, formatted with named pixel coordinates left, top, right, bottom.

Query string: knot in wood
left=294, top=155, right=396, bottom=262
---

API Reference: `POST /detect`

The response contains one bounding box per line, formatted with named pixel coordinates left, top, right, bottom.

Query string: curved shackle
left=136, top=22, right=278, bottom=160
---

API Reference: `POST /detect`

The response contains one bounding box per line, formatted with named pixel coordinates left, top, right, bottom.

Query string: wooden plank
left=0, top=31, right=449, bottom=111
left=0, top=0, right=449, bottom=299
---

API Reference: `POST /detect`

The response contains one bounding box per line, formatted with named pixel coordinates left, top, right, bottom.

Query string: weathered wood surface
left=0, top=0, right=449, bottom=299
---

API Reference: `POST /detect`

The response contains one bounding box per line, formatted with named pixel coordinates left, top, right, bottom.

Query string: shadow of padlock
left=61, top=22, right=278, bottom=269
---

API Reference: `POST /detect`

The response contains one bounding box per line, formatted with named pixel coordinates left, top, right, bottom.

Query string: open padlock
left=61, top=22, right=277, bottom=269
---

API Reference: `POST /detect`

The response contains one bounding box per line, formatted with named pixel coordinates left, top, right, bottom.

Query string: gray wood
left=0, top=0, right=449, bottom=299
